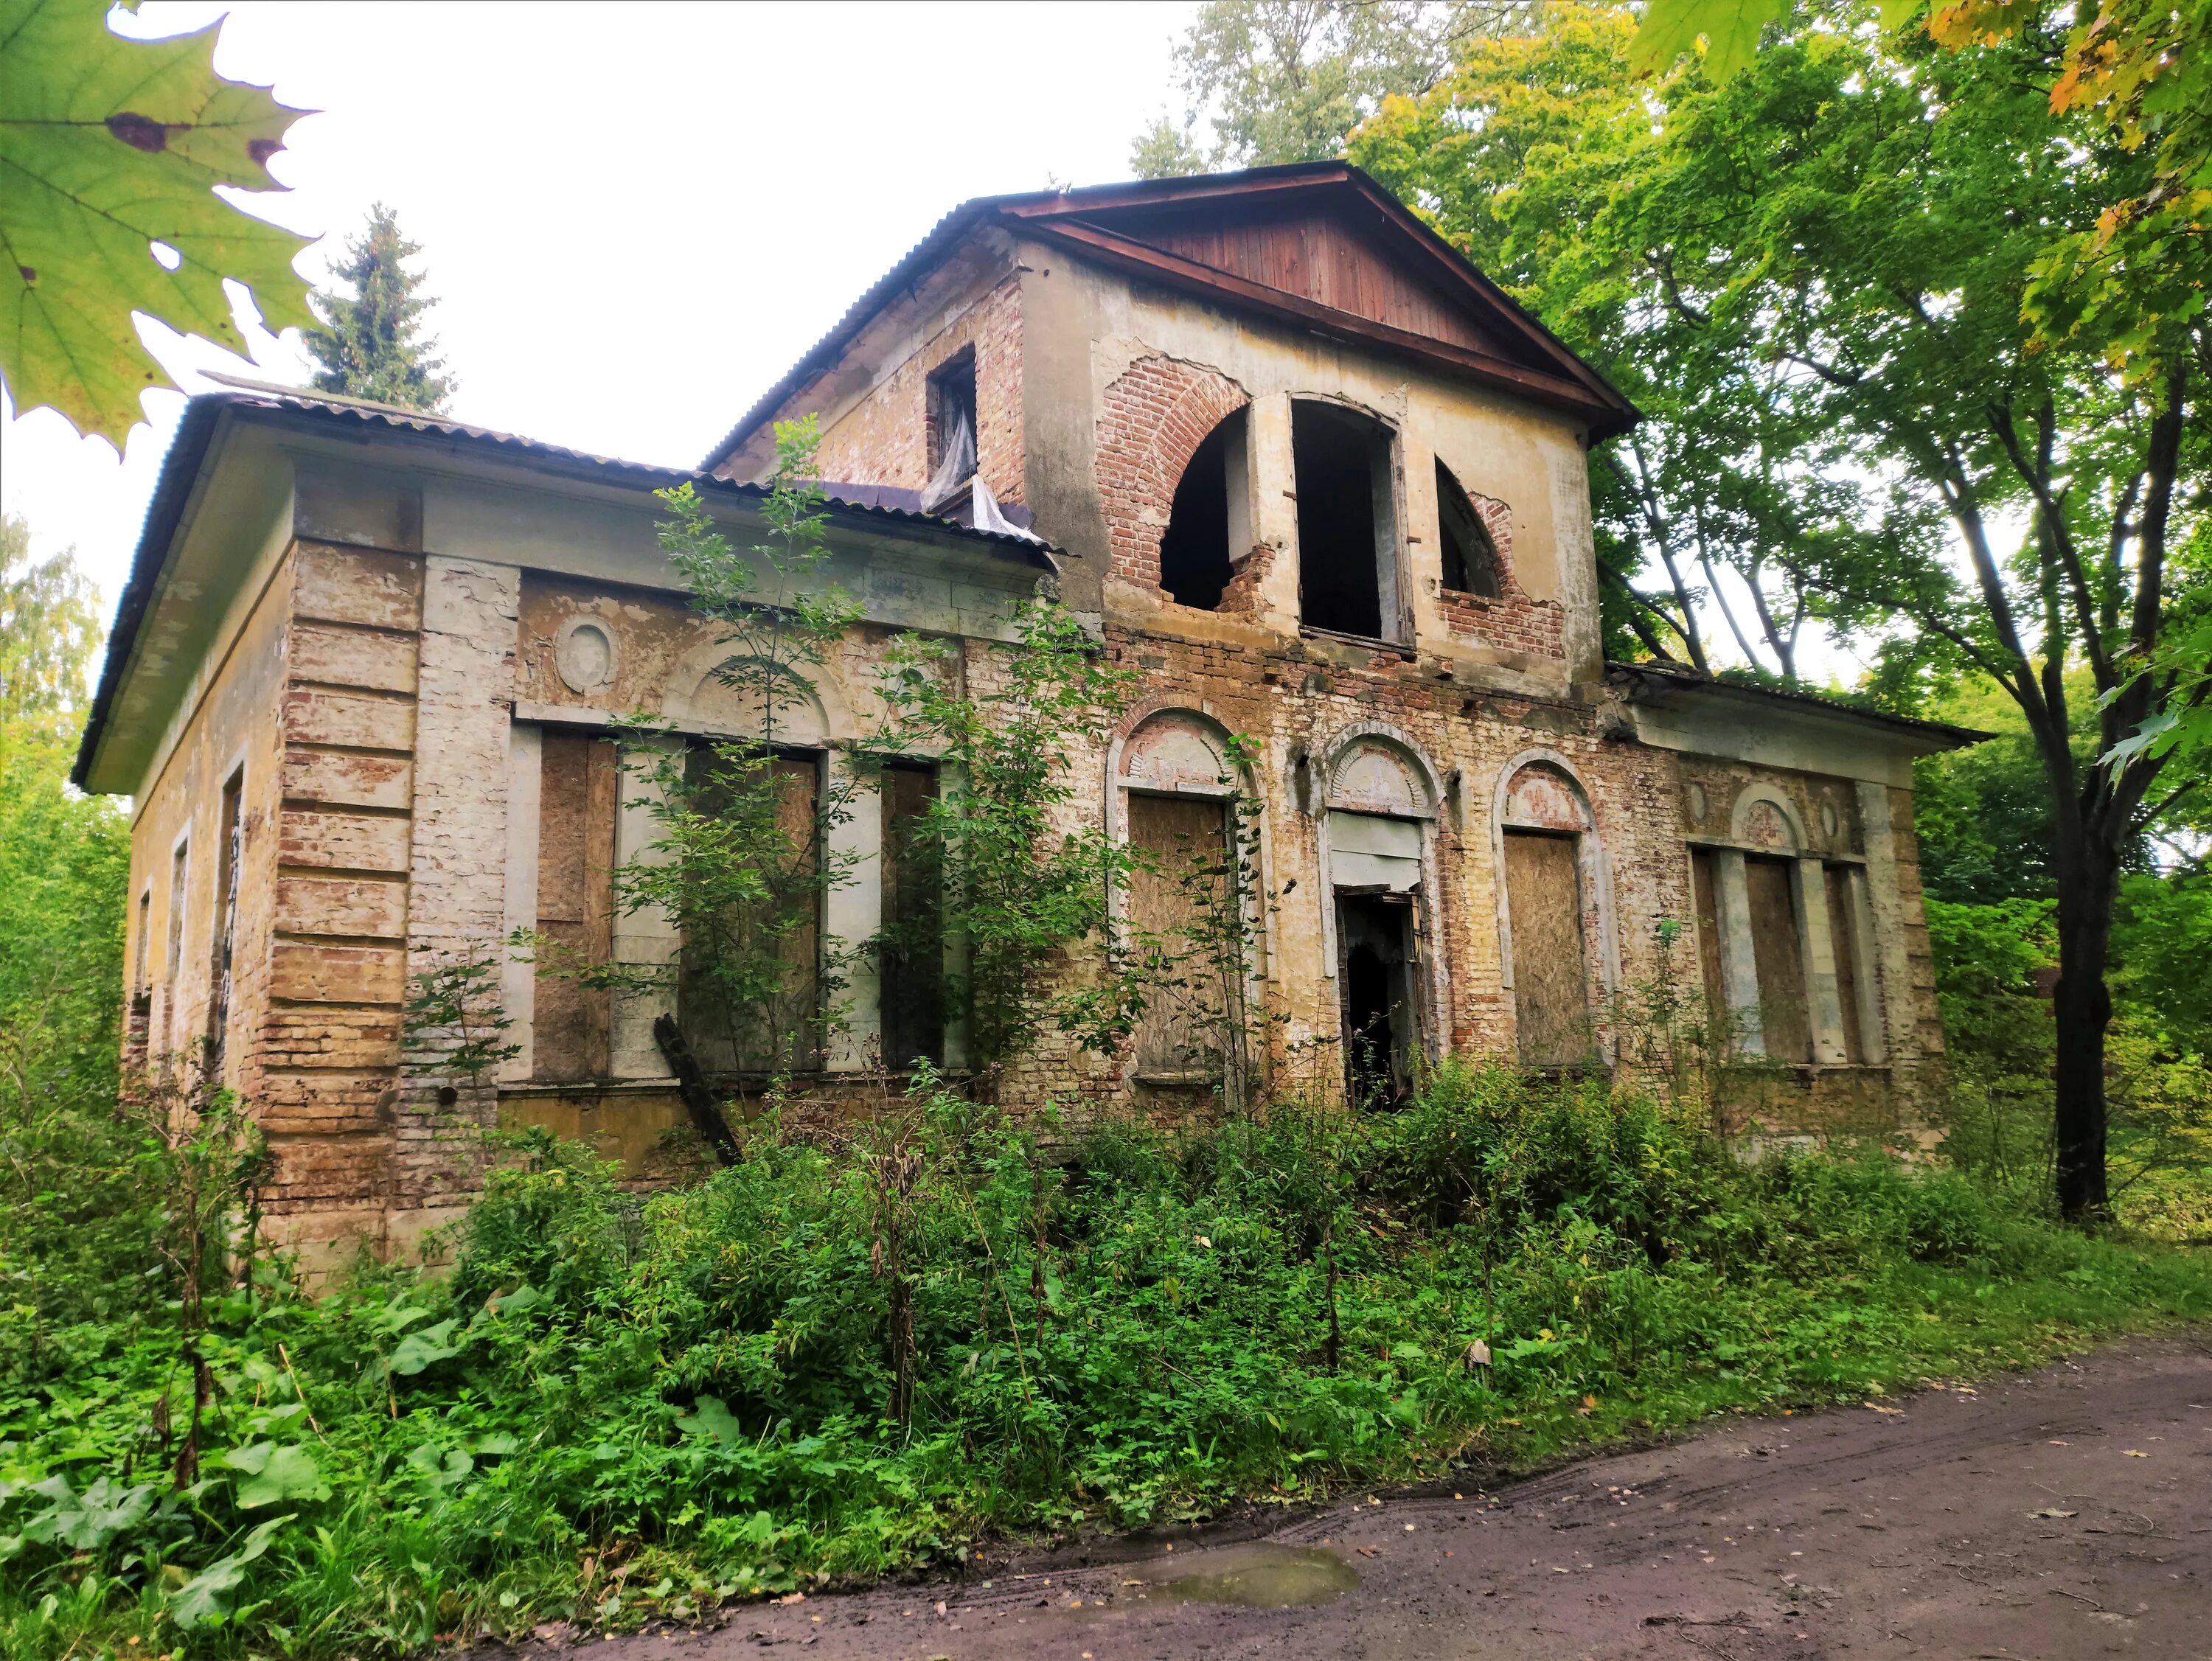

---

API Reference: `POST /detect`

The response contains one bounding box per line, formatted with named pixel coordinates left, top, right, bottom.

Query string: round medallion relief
left=1686, top=781, right=1708, bottom=825
left=555, top=619, right=616, bottom=694
left=1820, top=801, right=1841, bottom=840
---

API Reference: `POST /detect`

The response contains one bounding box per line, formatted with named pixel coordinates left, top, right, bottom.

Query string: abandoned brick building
left=75, top=164, right=1976, bottom=1264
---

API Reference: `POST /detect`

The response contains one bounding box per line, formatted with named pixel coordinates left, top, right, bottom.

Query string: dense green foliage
left=302, top=204, right=453, bottom=414
left=8, top=1068, right=2210, bottom=1657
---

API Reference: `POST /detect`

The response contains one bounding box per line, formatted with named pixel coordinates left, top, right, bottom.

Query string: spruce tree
left=302, top=204, right=453, bottom=412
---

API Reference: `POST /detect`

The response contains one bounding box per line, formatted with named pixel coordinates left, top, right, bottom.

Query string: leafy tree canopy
left=0, top=0, right=315, bottom=445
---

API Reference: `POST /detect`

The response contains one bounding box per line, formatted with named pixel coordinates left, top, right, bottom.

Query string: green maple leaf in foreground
left=0, top=0, right=316, bottom=445
left=1629, top=0, right=1792, bottom=79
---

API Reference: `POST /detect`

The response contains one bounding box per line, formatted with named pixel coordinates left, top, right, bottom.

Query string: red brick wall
left=1435, top=492, right=1566, bottom=660
left=1094, top=355, right=1250, bottom=592
left=800, top=276, right=1026, bottom=504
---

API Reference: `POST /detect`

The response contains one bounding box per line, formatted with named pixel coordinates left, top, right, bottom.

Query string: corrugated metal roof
left=72, top=383, right=1058, bottom=790
left=1606, top=659, right=1988, bottom=747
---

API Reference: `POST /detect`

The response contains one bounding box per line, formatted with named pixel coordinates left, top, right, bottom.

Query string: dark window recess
left=1159, top=409, right=1246, bottom=610
left=879, top=760, right=945, bottom=1071
left=1824, top=864, right=1865, bottom=1063
left=1338, top=891, right=1419, bottom=1106
left=1127, top=791, right=1234, bottom=1076
left=925, top=349, right=978, bottom=508
left=678, top=743, right=824, bottom=1077
left=1689, top=848, right=1729, bottom=1040
left=1435, top=459, right=1503, bottom=598
left=1505, top=829, right=1590, bottom=1065
left=1745, top=854, right=1810, bottom=1062
left=206, top=768, right=243, bottom=1055
left=1293, top=401, right=1397, bottom=641
left=535, top=732, right=619, bottom=1082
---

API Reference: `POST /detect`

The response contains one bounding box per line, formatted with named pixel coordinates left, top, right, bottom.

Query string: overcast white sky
left=3, top=1, right=1201, bottom=612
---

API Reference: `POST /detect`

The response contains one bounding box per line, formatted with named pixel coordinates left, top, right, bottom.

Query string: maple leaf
left=1628, top=0, right=1792, bottom=80
left=0, top=0, right=316, bottom=445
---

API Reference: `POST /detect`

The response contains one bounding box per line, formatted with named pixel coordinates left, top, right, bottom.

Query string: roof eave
left=1606, top=660, right=1990, bottom=751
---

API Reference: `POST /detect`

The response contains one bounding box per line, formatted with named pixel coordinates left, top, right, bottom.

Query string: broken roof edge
left=1606, top=659, right=1991, bottom=751
left=71, top=385, right=1060, bottom=792
left=698, top=161, right=1640, bottom=474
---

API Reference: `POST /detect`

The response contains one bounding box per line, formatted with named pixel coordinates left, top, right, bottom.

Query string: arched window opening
left=1435, top=458, right=1502, bottom=598
left=1294, top=401, right=1399, bottom=641
left=1158, top=408, right=1247, bottom=610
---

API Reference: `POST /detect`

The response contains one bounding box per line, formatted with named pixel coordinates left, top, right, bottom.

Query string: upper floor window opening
left=1434, top=458, right=1503, bottom=599
left=1293, top=400, right=1401, bottom=644
left=924, top=348, right=978, bottom=511
left=1158, top=407, right=1249, bottom=611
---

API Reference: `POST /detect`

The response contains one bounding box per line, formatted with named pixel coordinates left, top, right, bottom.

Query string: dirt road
left=588, top=1338, right=2211, bottom=1661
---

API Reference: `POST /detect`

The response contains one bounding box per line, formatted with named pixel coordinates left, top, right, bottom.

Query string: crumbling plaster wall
left=1013, top=243, right=1601, bottom=693
left=123, top=532, right=293, bottom=1110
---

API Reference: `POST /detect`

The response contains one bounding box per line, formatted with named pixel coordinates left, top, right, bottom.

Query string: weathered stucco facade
left=79, top=165, right=1974, bottom=1266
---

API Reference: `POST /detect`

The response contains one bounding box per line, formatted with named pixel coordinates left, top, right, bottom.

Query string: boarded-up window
left=535, top=732, right=618, bottom=1082
left=1505, top=829, right=1588, bottom=1065
left=1745, top=855, right=1810, bottom=1062
left=880, top=761, right=944, bottom=1071
left=1825, top=863, right=1866, bottom=1063
left=679, top=746, right=823, bottom=1076
left=1127, top=792, right=1231, bottom=1076
left=1688, top=848, right=1727, bottom=1031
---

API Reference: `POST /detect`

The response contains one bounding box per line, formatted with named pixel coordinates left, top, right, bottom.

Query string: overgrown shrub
left=5, top=1062, right=2208, bottom=1658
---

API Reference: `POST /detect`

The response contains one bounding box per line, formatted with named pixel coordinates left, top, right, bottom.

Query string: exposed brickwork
left=1435, top=495, right=1566, bottom=660
left=253, top=543, right=421, bottom=1239
left=788, top=276, right=1026, bottom=504
left=1094, top=355, right=1250, bottom=593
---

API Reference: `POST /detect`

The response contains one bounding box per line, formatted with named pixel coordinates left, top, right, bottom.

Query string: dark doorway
left=1294, top=401, right=1397, bottom=641
left=1158, top=409, right=1245, bottom=610
left=1338, top=891, right=1419, bottom=1107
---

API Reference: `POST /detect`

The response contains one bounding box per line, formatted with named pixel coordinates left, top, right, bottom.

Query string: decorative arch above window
left=1325, top=732, right=1437, bottom=820
left=1730, top=784, right=1806, bottom=853
left=1116, top=707, right=1238, bottom=797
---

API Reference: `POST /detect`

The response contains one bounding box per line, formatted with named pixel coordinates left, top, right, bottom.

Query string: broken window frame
left=1318, top=731, right=1445, bottom=1105
left=1157, top=405, right=1251, bottom=612
left=1291, top=399, right=1407, bottom=647
left=1433, top=456, right=1504, bottom=600
left=924, top=348, right=978, bottom=513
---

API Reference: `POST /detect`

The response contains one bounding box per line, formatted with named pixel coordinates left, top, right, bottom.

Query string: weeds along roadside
left=4, top=1060, right=2211, bottom=1659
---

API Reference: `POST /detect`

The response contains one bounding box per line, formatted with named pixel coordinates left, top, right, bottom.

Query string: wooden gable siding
left=1123, top=208, right=1500, bottom=359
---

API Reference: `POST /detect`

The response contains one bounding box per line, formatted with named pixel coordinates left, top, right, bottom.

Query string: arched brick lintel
left=1095, top=355, right=1250, bottom=591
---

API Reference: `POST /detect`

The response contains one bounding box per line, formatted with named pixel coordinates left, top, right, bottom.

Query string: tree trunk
left=2048, top=838, right=2118, bottom=1222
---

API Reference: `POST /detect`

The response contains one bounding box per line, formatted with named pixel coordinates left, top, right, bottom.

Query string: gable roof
left=700, top=162, right=1638, bottom=472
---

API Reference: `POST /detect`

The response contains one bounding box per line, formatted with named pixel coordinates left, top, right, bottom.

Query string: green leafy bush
left=5, top=1062, right=2208, bottom=1658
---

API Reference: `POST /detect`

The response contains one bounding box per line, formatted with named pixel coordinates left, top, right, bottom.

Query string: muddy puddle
left=1120, top=1543, right=1360, bottom=1609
